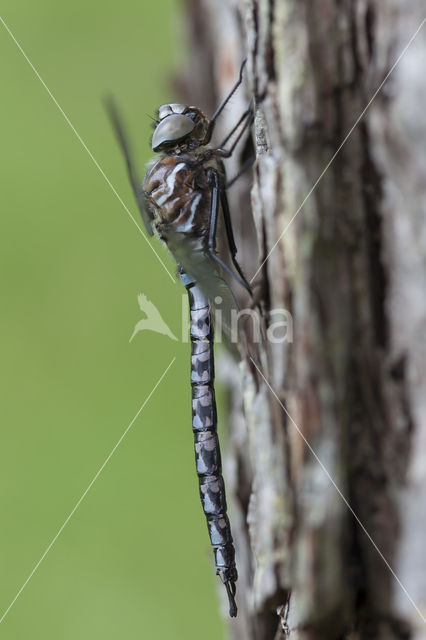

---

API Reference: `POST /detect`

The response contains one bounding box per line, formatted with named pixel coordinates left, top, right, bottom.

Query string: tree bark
left=178, top=2, right=426, bottom=639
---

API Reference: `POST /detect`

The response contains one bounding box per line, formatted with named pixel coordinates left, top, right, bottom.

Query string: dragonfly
left=106, top=60, right=253, bottom=617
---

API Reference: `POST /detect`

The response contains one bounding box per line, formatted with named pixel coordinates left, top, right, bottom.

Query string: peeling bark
left=178, top=2, right=426, bottom=639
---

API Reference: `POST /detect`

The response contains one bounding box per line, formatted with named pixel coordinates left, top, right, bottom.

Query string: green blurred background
left=0, top=2, right=226, bottom=638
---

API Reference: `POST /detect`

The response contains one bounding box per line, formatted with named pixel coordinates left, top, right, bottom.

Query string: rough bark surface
left=178, top=2, right=426, bottom=639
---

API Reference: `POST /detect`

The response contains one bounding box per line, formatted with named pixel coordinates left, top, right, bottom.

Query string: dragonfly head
left=151, top=104, right=209, bottom=152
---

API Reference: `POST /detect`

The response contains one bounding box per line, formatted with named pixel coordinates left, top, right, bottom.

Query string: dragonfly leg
left=203, top=58, right=247, bottom=144
left=219, top=188, right=253, bottom=296
left=212, top=108, right=254, bottom=159
left=219, top=98, right=253, bottom=149
left=207, top=170, right=220, bottom=251
left=207, top=171, right=252, bottom=295
left=225, top=154, right=255, bottom=189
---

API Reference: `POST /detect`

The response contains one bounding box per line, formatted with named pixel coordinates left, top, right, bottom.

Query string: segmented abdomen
left=185, top=279, right=238, bottom=616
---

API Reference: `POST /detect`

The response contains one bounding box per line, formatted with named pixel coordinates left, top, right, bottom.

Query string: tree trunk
left=178, top=2, right=426, bottom=638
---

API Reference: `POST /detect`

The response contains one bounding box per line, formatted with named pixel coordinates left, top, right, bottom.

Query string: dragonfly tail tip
left=225, top=581, right=237, bottom=617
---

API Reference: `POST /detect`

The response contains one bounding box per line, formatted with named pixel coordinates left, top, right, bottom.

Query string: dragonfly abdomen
left=186, top=281, right=238, bottom=617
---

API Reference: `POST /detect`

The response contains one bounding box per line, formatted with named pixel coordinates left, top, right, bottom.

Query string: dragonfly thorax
left=152, top=104, right=210, bottom=153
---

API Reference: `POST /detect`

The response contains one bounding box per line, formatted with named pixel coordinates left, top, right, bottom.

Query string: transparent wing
left=167, top=229, right=240, bottom=353
left=105, top=97, right=154, bottom=236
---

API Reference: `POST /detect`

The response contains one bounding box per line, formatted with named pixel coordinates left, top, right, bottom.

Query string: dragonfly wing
left=105, top=97, right=154, bottom=236
left=167, top=230, right=240, bottom=351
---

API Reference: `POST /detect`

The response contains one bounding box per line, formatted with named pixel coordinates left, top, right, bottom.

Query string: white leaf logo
left=129, top=294, right=178, bottom=342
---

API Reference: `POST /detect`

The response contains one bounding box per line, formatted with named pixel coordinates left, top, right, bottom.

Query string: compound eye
left=152, top=114, right=196, bottom=151
left=158, top=104, right=189, bottom=120
left=157, top=104, right=173, bottom=120
left=168, top=103, right=187, bottom=114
